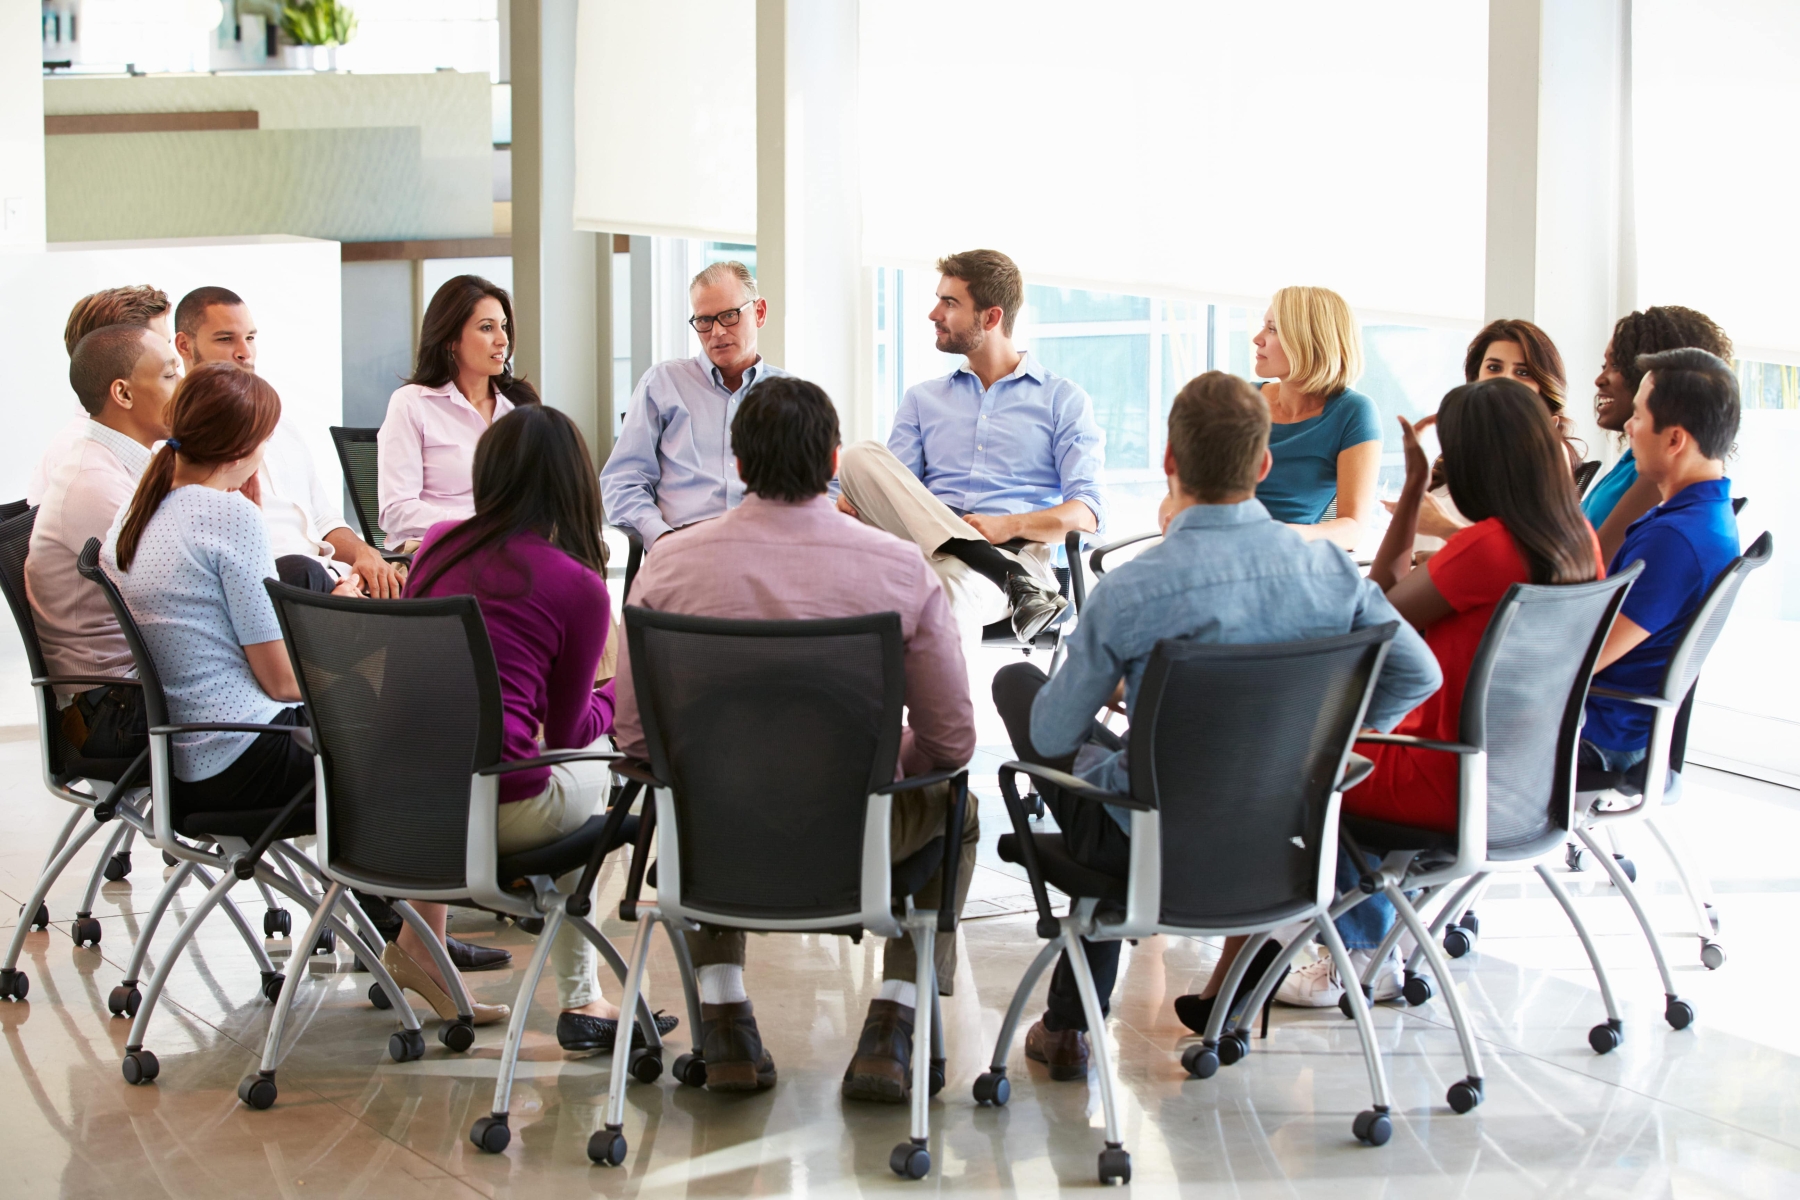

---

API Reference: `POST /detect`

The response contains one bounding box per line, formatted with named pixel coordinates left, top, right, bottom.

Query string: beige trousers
left=683, top=784, right=980, bottom=996
left=837, top=441, right=1056, bottom=643
left=496, top=751, right=615, bottom=1009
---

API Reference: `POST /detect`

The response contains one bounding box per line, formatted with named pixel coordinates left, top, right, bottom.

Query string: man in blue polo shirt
left=1584, top=347, right=1742, bottom=769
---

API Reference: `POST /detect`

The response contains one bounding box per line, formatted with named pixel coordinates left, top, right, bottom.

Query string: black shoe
left=447, top=936, right=512, bottom=972
left=556, top=1008, right=680, bottom=1054
left=1007, top=574, right=1069, bottom=643
left=352, top=891, right=404, bottom=941
left=1175, top=938, right=1286, bottom=1036
left=700, top=1000, right=777, bottom=1090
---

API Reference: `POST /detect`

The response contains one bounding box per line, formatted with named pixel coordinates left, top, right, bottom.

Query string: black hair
left=730, top=376, right=840, bottom=501
left=1608, top=306, right=1732, bottom=393
left=1636, top=348, right=1740, bottom=461
left=174, top=285, right=245, bottom=338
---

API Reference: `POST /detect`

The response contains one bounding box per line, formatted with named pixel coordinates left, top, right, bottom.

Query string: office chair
left=984, top=625, right=1403, bottom=1180
left=328, top=426, right=410, bottom=561
left=75, top=539, right=418, bottom=1086
left=1574, top=459, right=1603, bottom=497
left=0, top=507, right=154, bottom=1002
left=596, top=607, right=971, bottom=1179
left=1571, top=530, right=1773, bottom=985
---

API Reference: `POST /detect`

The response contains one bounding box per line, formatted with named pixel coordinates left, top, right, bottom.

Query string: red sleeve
left=1427, top=518, right=1525, bottom=612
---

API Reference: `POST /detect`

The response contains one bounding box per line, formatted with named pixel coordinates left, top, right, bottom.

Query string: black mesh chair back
left=266, top=581, right=504, bottom=892
left=624, top=607, right=905, bottom=923
left=0, top=508, right=85, bottom=782
left=329, top=426, right=388, bottom=550
left=76, top=538, right=172, bottom=732
left=1650, top=530, right=1772, bottom=774
left=0, top=499, right=29, bottom=523
left=1460, top=569, right=1639, bottom=857
left=1127, top=625, right=1395, bottom=928
left=1573, top=460, right=1603, bottom=497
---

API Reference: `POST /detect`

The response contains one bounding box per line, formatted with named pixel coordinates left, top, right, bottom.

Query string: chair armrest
left=872, top=764, right=971, bottom=795
left=1586, top=684, right=1679, bottom=709
left=31, top=674, right=143, bottom=690
left=1003, top=759, right=1151, bottom=811
left=1353, top=732, right=1481, bottom=755
left=150, top=722, right=314, bottom=753
left=619, top=797, right=658, bottom=922
left=231, top=779, right=316, bottom=880
left=1089, top=531, right=1158, bottom=576
left=609, top=758, right=668, bottom=789
left=933, top=770, right=971, bottom=933
left=477, top=749, right=621, bottom=777
left=996, top=766, right=1062, bottom=939
left=1338, top=752, right=1374, bottom=792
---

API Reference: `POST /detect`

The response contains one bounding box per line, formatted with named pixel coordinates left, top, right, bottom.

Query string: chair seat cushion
left=1341, top=815, right=1458, bottom=856
left=997, top=832, right=1127, bottom=903
left=497, top=813, right=640, bottom=885
left=61, top=753, right=144, bottom=786
left=179, top=805, right=315, bottom=841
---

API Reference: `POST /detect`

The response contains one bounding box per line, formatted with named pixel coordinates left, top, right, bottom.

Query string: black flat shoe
left=557, top=1009, right=680, bottom=1054
left=447, top=936, right=512, bottom=972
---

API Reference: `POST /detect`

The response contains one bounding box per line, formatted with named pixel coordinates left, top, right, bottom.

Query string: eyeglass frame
left=688, top=299, right=757, bottom=333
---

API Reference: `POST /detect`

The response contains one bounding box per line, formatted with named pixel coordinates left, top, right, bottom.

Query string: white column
left=756, top=0, right=873, bottom=440
left=0, top=0, right=47, bottom=245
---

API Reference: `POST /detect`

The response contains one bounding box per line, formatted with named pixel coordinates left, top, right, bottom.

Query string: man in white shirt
left=26, top=324, right=180, bottom=758
left=173, top=287, right=404, bottom=598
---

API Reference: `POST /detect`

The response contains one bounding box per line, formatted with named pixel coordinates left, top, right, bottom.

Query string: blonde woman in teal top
left=1252, top=286, right=1382, bottom=551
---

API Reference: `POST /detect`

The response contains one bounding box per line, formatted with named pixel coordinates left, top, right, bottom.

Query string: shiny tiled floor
left=5, top=677, right=1800, bottom=1197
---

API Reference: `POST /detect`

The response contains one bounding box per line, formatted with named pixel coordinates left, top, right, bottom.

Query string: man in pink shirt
left=27, top=324, right=180, bottom=757
left=612, top=376, right=979, bottom=1104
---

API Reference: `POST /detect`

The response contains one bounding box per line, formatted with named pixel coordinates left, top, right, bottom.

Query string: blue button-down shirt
left=1032, top=498, right=1443, bottom=828
left=889, top=353, right=1106, bottom=529
left=601, top=354, right=789, bottom=548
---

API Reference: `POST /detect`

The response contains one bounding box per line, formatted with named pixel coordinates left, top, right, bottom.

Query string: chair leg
left=1535, top=863, right=1625, bottom=1053
left=393, top=899, right=474, bottom=1021
left=77, top=820, right=131, bottom=917
left=898, top=922, right=936, bottom=1175
left=480, top=907, right=562, bottom=1142
left=4, top=808, right=110, bottom=975
left=665, top=917, right=705, bottom=1042
left=249, top=881, right=342, bottom=1097
left=567, top=913, right=664, bottom=1051
left=592, top=910, right=657, bottom=1167
left=1227, top=922, right=1330, bottom=1041
left=1383, top=881, right=1485, bottom=1111
left=124, top=867, right=239, bottom=1061
left=1202, top=930, right=1272, bottom=1042
left=1575, top=825, right=1691, bottom=1028
left=111, top=861, right=197, bottom=1016
left=254, top=867, right=415, bottom=1026
left=1314, top=914, right=1394, bottom=1145
left=190, top=866, right=277, bottom=977
left=1060, top=919, right=1129, bottom=1183
left=986, top=939, right=1061, bottom=1073
left=1644, top=816, right=1723, bottom=963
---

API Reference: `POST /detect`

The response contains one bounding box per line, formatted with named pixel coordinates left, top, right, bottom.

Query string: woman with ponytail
left=376, top=274, right=541, bottom=545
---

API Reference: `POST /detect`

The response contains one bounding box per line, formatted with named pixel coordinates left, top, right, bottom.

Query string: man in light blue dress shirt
left=600, top=261, right=789, bottom=555
left=838, top=250, right=1105, bottom=642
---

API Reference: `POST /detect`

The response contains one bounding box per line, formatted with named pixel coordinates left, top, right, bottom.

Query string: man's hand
left=352, top=546, right=407, bottom=598
left=836, top=493, right=860, bottom=519
left=962, top=512, right=1020, bottom=544
left=330, top=571, right=364, bottom=598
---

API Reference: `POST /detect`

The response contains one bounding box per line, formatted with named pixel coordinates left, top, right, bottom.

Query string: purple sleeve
left=541, top=560, right=615, bottom=749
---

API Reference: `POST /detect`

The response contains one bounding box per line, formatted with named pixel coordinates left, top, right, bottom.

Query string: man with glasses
left=601, top=261, right=789, bottom=558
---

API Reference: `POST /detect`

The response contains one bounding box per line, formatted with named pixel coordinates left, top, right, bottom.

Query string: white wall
left=0, top=0, right=47, bottom=245
left=0, top=234, right=343, bottom=724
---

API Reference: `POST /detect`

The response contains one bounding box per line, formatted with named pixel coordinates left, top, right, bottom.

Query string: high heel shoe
left=380, top=942, right=510, bottom=1026
left=1174, top=938, right=1286, bottom=1037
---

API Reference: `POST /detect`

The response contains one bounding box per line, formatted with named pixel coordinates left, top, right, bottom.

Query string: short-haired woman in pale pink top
left=377, top=275, right=539, bottom=544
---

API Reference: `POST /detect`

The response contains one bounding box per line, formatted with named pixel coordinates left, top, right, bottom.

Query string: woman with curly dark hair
left=1582, top=305, right=1732, bottom=559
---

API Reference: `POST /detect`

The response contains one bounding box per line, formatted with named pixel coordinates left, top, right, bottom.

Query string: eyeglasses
left=688, top=299, right=755, bottom=333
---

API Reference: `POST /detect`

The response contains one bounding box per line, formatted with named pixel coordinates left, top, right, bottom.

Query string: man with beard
left=837, top=249, right=1104, bottom=642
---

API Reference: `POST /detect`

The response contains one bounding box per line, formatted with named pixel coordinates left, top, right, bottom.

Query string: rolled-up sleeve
left=600, top=375, right=675, bottom=549
left=1053, top=382, right=1107, bottom=532
left=1354, top=578, right=1442, bottom=729
left=377, top=389, right=457, bottom=542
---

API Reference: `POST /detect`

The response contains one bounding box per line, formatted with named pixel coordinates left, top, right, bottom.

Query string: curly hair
left=1608, top=306, right=1733, bottom=394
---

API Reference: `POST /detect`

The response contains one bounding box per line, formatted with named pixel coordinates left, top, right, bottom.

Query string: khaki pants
left=496, top=751, right=615, bottom=1009
left=837, top=441, right=1057, bottom=643
left=684, top=784, right=980, bottom=996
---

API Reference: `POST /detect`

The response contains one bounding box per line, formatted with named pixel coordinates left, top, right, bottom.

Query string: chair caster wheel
left=368, top=982, right=393, bottom=1009
left=389, top=1028, right=426, bottom=1063
left=1665, top=997, right=1695, bottom=1031
left=929, top=1057, right=945, bottom=1097
left=161, top=850, right=178, bottom=867
left=311, top=928, right=336, bottom=956
left=1026, top=792, right=1046, bottom=821
left=1447, top=1077, right=1484, bottom=1114
left=672, top=1052, right=707, bottom=1088
left=1098, top=1144, right=1132, bottom=1184
left=1613, top=854, right=1636, bottom=884
left=71, top=917, right=102, bottom=948
left=237, top=1072, right=277, bottom=1110
left=1443, top=926, right=1473, bottom=958
left=108, top=984, right=141, bottom=1017
left=890, top=1141, right=930, bottom=1179
left=1181, top=1044, right=1219, bottom=1079
left=1589, top=1019, right=1622, bottom=1054
left=104, top=852, right=131, bottom=882
left=121, top=1048, right=159, bottom=1084
left=974, top=1069, right=1011, bottom=1104
left=1403, top=972, right=1433, bottom=1006
left=1337, top=986, right=1373, bottom=1020
left=1701, top=941, right=1726, bottom=970
left=588, top=1127, right=628, bottom=1167
left=0, top=967, right=29, bottom=1001
left=439, top=1020, right=475, bottom=1053
left=1217, top=1032, right=1248, bottom=1066
left=1459, top=910, right=1480, bottom=936
left=1353, top=1110, right=1392, bottom=1146
left=470, top=1114, right=510, bottom=1154
left=261, top=971, right=285, bottom=1004
left=28, top=903, right=49, bottom=931
left=628, top=1047, right=663, bottom=1084
left=263, top=909, right=292, bottom=938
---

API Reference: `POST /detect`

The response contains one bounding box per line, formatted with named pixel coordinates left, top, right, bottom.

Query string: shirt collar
left=1166, top=497, right=1272, bottom=532
left=1657, top=476, right=1731, bottom=513
left=700, top=353, right=765, bottom=393
left=954, top=351, right=1043, bottom=386
left=736, top=492, right=834, bottom=515
left=85, top=420, right=153, bottom=477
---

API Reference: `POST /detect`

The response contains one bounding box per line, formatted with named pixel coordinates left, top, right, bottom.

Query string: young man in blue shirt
left=1583, top=347, right=1742, bottom=770
left=991, top=371, right=1442, bottom=1078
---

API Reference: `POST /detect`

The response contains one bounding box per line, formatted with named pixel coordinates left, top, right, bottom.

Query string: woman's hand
left=1397, top=415, right=1430, bottom=490
left=330, top=572, right=364, bottom=598
left=1384, top=490, right=1467, bottom=540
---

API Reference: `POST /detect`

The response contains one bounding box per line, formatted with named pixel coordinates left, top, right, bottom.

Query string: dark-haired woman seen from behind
left=403, top=404, right=675, bottom=1055
left=378, top=274, right=541, bottom=545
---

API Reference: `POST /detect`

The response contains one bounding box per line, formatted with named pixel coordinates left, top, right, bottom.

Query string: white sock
left=697, top=964, right=746, bottom=1006
left=877, top=979, right=917, bottom=1009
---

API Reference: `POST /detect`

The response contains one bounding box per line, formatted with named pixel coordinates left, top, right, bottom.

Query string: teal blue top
left=1255, top=386, right=1383, bottom=523
left=1581, top=450, right=1638, bottom=527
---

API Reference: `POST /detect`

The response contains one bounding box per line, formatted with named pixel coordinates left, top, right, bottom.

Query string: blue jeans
left=1333, top=846, right=1395, bottom=952
left=1579, top=739, right=1647, bottom=773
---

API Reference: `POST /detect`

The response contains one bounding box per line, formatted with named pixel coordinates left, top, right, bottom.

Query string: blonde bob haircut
left=1270, top=286, right=1364, bottom=397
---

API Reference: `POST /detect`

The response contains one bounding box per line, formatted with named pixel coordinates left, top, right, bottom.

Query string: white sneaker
left=1274, top=949, right=1343, bottom=1007
left=1356, top=949, right=1404, bottom=1003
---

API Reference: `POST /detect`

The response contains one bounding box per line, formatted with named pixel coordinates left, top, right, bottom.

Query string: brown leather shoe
left=841, top=999, right=914, bottom=1103
left=699, top=1000, right=777, bottom=1091
left=1025, top=1017, right=1090, bottom=1081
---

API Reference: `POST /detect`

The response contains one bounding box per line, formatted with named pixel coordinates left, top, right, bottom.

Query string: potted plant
left=280, top=0, right=357, bottom=71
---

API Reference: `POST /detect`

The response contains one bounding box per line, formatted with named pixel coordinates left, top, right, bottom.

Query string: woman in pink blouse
left=377, top=275, right=540, bottom=543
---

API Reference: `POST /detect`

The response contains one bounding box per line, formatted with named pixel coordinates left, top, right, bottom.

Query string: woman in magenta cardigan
left=403, top=404, right=674, bottom=1054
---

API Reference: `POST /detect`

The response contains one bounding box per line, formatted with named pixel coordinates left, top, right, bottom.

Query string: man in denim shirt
left=993, top=372, right=1441, bottom=1078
